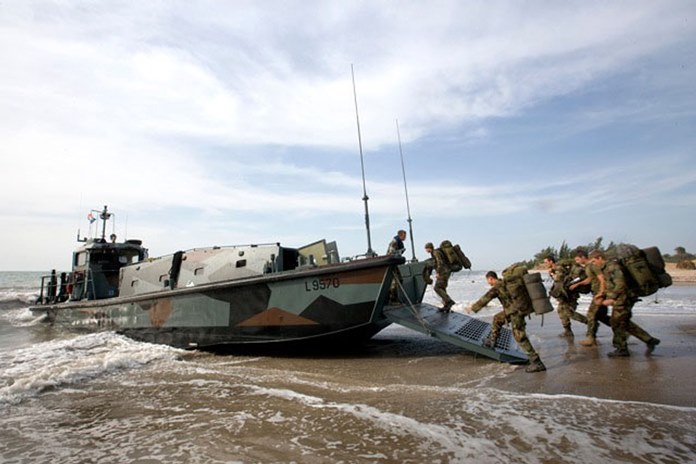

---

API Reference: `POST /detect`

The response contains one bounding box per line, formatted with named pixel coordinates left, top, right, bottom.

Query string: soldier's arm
left=471, top=287, right=498, bottom=313
left=597, top=273, right=607, bottom=296
left=432, top=250, right=448, bottom=274
left=569, top=277, right=590, bottom=290
left=552, top=268, right=567, bottom=283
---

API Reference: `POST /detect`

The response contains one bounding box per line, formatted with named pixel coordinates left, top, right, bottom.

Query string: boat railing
left=37, top=271, right=70, bottom=305
left=36, top=268, right=100, bottom=304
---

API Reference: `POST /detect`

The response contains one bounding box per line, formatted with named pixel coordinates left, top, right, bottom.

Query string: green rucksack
left=501, top=262, right=534, bottom=315
left=614, top=244, right=672, bottom=297
left=439, top=240, right=472, bottom=272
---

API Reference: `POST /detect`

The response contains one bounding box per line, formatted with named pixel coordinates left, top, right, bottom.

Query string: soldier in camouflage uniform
left=386, top=230, right=407, bottom=302
left=543, top=255, right=588, bottom=337
left=589, top=250, right=658, bottom=357
left=571, top=249, right=659, bottom=352
left=424, top=242, right=455, bottom=312
left=570, top=249, right=607, bottom=346
left=423, top=242, right=455, bottom=311
left=468, top=271, right=546, bottom=373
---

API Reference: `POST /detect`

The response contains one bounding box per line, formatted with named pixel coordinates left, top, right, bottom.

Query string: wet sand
left=462, top=311, right=696, bottom=408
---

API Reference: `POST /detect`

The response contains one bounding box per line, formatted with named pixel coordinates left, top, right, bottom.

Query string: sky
left=1, top=0, right=695, bottom=271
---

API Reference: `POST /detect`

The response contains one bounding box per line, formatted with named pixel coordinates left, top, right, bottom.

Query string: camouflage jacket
left=600, top=260, right=631, bottom=304
left=432, top=249, right=451, bottom=275
left=585, top=262, right=604, bottom=296
left=550, top=260, right=584, bottom=288
left=471, top=281, right=510, bottom=313
left=387, top=236, right=405, bottom=256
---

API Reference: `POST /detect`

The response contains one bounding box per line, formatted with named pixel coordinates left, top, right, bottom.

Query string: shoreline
left=665, top=263, right=696, bottom=284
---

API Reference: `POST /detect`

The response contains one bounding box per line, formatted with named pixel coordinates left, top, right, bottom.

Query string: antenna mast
left=351, top=64, right=375, bottom=257
left=396, top=119, right=417, bottom=262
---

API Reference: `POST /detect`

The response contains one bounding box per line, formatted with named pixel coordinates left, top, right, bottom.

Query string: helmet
left=425, top=242, right=434, bottom=249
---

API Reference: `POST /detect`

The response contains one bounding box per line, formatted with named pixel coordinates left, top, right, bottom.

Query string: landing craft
left=30, top=207, right=527, bottom=362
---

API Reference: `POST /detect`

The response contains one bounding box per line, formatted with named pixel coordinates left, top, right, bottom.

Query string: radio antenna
left=351, top=64, right=375, bottom=257
left=396, top=119, right=417, bottom=262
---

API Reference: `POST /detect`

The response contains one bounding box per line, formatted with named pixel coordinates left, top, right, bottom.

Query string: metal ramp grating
left=493, top=327, right=514, bottom=351
left=453, top=316, right=515, bottom=351
left=454, top=318, right=489, bottom=341
left=383, top=303, right=528, bottom=363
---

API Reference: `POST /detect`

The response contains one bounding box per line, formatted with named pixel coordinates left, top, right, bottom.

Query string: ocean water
left=1, top=270, right=696, bottom=463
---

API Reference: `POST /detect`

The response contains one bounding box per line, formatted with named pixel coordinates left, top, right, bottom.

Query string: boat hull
left=32, top=256, right=421, bottom=349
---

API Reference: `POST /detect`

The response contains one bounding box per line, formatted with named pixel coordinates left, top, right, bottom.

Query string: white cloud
left=1, top=0, right=695, bottom=269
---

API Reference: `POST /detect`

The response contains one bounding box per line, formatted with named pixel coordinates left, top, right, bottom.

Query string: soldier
left=589, top=250, right=659, bottom=357
left=386, top=230, right=407, bottom=302
left=468, top=271, right=546, bottom=373
left=543, top=255, right=588, bottom=337
left=571, top=249, right=659, bottom=353
left=387, top=230, right=407, bottom=256
left=569, top=248, right=607, bottom=346
left=424, top=242, right=455, bottom=312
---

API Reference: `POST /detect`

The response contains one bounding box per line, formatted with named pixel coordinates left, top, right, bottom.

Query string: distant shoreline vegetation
left=525, top=238, right=695, bottom=269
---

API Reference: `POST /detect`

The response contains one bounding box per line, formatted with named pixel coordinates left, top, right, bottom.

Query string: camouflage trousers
left=491, top=310, right=540, bottom=362
left=556, top=298, right=587, bottom=329
left=434, top=272, right=454, bottom=307
left=586, top=301, right=653, bottom=343
left=585, top=300, right=607, bottom=338
left=610, top=301, right=635, bottom=351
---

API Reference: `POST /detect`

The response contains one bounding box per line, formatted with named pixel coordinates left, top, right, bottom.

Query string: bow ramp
left=383, top=303, right=529, bottom=364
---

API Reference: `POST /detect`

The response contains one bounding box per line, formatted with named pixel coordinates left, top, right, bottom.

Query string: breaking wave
left=0, top=332, right=185, bottom=405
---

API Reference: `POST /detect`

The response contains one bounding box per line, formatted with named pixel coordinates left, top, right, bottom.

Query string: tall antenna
left=396, top=119, right=417, bottom=262
left=351, top=64, right=375, bottom=257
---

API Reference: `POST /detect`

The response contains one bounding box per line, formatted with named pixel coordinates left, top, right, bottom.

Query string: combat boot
left=607, top=348, right=630, bottom=358
left=646, top=338, right=661, bottom=354
left=579, top=337, right=597, bottom=347
left=482, top=335, right=497, bottom=349
left=525, top=359, right=546, bottom=373
left=558, top=327, right=573, bottom=338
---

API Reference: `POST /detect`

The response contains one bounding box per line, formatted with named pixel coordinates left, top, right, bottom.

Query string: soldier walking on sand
left=424, top=242, right=455, bottom=312
left=589, top=250, right=659, bottom=357
left=571, top=249, right=659, bottom=353
left=468, top=271, right=546, bottom=373
left=543, top=255, right=588, bottom=337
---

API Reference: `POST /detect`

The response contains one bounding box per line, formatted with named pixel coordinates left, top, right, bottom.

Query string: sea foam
left=0, top=332, right=184, bottom=404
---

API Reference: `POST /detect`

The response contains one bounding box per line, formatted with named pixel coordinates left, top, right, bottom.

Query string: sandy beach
left=479, top=311, right=696, bottom=408
left=442, top=265, right=696, bottom=408
left=666, top=262, right=696, bottom=284
left=450, top=264, right=692, bottom=407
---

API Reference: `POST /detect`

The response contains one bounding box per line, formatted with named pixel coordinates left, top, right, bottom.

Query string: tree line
left=525, top=237, right=694, bottom=268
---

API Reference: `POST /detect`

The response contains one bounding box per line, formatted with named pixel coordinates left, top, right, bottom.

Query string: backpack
left=523, top=272, right=555, bottom=315
left=614, top=244, right=672, bottom=297
left=501, top=262, right=534, bottom=315
left=502, top=263, right=553, bottom=315
left=439, top=240, right=472, bottom=272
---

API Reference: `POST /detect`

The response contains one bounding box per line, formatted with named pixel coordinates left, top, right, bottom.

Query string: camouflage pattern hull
left=34, top=256, right=418, bottom=349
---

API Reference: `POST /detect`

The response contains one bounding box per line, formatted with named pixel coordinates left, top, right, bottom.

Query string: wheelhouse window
left=75, top=252, right=87, bottom=266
